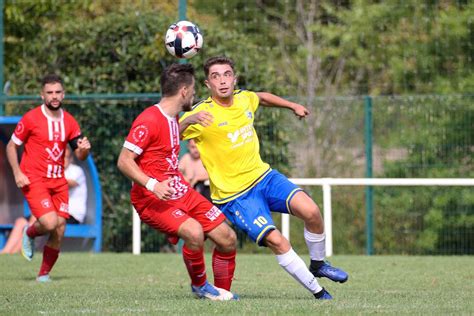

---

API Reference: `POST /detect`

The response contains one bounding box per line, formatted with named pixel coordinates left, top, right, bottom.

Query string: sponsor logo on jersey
left=59, top=202, right=69, bottom=213
left=227, top=124, right=254, bottom=146
left=41, top=199, right=51, bottom=209
left=172, top=209, right=185, bottom=218
left=227, top=131, right=240, bottom=143
left=205, top=206, right=222, bottom=221
left=132, top=125, right=149, bottom=143
left=218, top=121, right=228, bottom=127
left=45, top=142, right=64, bottom=162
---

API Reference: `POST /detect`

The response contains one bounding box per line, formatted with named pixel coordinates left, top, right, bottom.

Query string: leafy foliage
left=3, top=0, right=473, bottom=254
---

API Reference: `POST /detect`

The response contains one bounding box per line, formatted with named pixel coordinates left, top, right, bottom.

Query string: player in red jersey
left=117, top=64, right=238, bottom=301
left=6, top=74, right=91, bottom=282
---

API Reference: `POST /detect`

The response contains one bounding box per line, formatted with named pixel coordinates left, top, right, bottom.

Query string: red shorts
left=132, top=187, right=226, bottom=236
left=22, top=178, right=69, bottom=219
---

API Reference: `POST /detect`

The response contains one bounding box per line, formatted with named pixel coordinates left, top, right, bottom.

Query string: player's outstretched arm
left=179, top=111, right=214, bottom=135
left=256, top=92, right=310, bottom=119
left=74, top=136, right=91, bottom=161
left=6, top=140, right=30, bottom=188
left=117, top=148, right=175, bottom=200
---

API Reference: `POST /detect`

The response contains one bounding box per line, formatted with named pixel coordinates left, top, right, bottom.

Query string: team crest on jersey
left=53, top=131, right=61, bottom=141
left=15, top=122, right=24, bottom=134
left=45, top=142, right=64, bottom=162
left=246, top=111, right=253, bottom=119
left=132, top=125, right=149, bottom=143
left=205, top=206, right=222, bottom=221
left=41, top=199, right=51, bottom=209
left=172, top=209, right=185, bottom=218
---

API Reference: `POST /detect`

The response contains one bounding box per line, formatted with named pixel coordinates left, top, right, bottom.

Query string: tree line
left=4, top=0, right=472, bottom=253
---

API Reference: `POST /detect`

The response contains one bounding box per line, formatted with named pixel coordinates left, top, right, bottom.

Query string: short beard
left=182, top=101, right=193, bottom=112
left=45, top=101, right=62, bottom=111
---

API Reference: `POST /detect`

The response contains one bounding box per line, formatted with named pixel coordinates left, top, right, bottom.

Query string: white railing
left=133, top=178, right=474, bottom=255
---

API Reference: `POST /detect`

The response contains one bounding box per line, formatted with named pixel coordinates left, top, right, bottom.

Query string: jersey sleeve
left=179, top=109, right=204, bottom=141
left=247, top=90, right=260, bottom=113
left=123, top=115, right=156, bottom=155
left=11, top=114, right=32, bottom=145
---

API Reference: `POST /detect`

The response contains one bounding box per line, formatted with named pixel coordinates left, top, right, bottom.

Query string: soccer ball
left=165, top=20, right=203, bottom=59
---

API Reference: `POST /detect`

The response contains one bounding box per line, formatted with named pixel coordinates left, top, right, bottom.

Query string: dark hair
left=160, top=63, right=195, bottom=97
left=204, top=56, right=235, bottom=78
left=41, top=74, right=64, bottom=88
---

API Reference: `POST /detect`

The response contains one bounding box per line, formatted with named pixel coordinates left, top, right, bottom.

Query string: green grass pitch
left=1, top=253, right=473, bottom=314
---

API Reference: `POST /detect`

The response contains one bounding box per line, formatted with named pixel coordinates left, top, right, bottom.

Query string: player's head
left=204, top=56, right=237, bottom=101
left=187, top=139, right=200, bottom=159
left=41, top=74, right=65, bottom=112
left=160, top=63, right=195, bottom=112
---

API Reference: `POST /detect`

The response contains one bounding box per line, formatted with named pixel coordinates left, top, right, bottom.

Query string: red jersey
left=12, top=105, right=81, bottom=180
left=124, top=104, right=189, bottom=200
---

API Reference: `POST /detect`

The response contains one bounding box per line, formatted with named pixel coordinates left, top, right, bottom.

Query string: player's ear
left=180, top=85, right=187, bottom=98
left=204, top=79, right=210, bottom=89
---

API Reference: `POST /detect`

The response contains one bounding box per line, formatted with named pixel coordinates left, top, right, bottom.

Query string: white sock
left=304, top=227, right=326, bottom=261
left=276, top=248, right=322, bottom=294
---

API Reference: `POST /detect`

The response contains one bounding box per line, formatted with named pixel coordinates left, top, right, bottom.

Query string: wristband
left=145, top=178, right=158, bottom=192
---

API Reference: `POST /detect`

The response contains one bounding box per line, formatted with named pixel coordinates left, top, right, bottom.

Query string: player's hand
left=189, top=111, right=214, bottom=127
left=293, top=104, right=310, bottom=119
left=14, top=171, right=30, bottom=188
left=77, top=136, right=91, bottom=150
left=153, top=178, right=176, bottom=201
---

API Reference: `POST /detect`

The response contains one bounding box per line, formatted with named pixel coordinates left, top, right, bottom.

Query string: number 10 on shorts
left=253, top=216, right=268, bottom=227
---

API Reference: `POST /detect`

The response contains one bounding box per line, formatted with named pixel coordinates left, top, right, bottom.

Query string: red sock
left=38, top=245, right=59, bottom=276
left=182, top=245, right=207, bottom=287
left=212, top=248, right=236, bottom=291
left=26, top=224, right=42, bottom=238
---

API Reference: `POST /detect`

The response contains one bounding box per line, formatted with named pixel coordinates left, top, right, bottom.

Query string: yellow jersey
left=180, top=90, right=270, bottom=203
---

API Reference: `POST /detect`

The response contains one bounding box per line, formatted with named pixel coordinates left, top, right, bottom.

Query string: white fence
left=133, top=178, right=474, bottom=255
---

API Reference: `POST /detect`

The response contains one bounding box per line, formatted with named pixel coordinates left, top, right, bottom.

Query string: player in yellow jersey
left=180, top=56, right=349, bottom=300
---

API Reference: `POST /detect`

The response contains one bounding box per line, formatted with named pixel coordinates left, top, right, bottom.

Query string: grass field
left=1, top=253, right=473, bottom=315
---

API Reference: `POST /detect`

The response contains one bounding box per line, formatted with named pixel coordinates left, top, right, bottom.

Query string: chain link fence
left=3, top=94, right=472, bottom=254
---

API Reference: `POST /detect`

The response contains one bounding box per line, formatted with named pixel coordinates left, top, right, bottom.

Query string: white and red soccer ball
left=165, top=20, right=203, bottom=59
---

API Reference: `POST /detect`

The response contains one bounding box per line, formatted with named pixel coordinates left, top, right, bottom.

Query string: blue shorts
left=217, top=169, right=302, bottom=246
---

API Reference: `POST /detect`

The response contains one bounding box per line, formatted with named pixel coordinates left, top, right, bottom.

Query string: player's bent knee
left=179, top=220, right=205, bottom=246
left=298, top=203, right=322, bottom=223
left=38, top=212, right=60, bottom=231
left=215, top=228, right=237, bottom=251
left=41, top=220, right=58, bottom=232
left=264, top=230, right=291, bottom=254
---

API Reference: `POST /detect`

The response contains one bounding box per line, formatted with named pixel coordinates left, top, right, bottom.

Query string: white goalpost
left=133, top=178, right=474, bottom=255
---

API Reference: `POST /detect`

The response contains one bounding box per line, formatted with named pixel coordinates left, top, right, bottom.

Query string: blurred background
left=0, top=0, right=472, bottom=255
